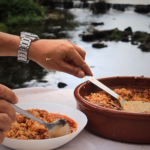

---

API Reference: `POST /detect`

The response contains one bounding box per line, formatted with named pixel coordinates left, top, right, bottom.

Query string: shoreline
left=105, top=0, right=150, bottom=5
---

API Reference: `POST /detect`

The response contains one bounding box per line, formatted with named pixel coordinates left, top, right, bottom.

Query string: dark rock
left=41, top=0, right=56, bottom=8
left=90, top=1, right=107, bottom=13
left=83, top=2, right=89, bottom=8
left=82, top=32, right=94, bottom=41
left=93, top=28, right=118, bottom=39
left=106, top=3, right=112, bottom=10
left=81, top=28, right=123, bottom=42
left=124, top=27, right=132, bottom=35
left=132, top=31, right=149, bottom=43
left=92, top=43, right=107, bottom=49
left=63, top=1, right=74, bottom=9
left=121, top=27, right=132, bottom=42
left=135, top=5, right=150, bottom=13
left=80, top=26, right=150, bottom=52
left=138, top=36, right=150, bottom=52
left=124, top=27, right=132, bottom=32
left=58, top=82, right=67, bottom=88
left=121, top=36, right=129, bottom=42
left=91, top=22, right=104, bottom=26
left=113, top=4, right=126, bottom=11
left=107, top=28, right=123, bottom=41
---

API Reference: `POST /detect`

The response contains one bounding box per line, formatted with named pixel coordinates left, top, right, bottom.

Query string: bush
left=0, top=0, right=45, bottom=25
left=0, top=23, right=7, bottom=32
left=6, top=15, right=45, bottom=26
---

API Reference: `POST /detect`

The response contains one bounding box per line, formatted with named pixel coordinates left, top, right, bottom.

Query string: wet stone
left=135, top=5, right=150, bottom=13
left=121, top=36, right=129, bottom=42
left=139, top=36, right=150, bottom=52
left=91, top=22, right=104, bottom=26
left=92, top=43, right=108, bottom=49
left=58, top=82, right=67, bottom=88
left=82, top=32, right=94, bottom=41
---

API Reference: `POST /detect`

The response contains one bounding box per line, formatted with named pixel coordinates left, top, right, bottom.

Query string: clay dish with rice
left=74, top=76, right=150, bottom=143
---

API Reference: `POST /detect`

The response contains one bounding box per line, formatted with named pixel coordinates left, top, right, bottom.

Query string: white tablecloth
left=0, top=87, right=150, bottom=150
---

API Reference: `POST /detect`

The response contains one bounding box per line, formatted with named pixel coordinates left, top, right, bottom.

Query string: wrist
left=28, top=39, right=41, bottom=61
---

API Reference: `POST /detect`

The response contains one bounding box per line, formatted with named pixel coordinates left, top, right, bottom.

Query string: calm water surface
left=106, top=0, right=150, bottom=4
left=42, top=8, right=150, bottom=89
left=1, top=5, right=150, bottom=89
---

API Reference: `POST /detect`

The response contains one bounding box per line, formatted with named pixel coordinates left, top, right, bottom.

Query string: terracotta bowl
left=74, top=76, right=150, bottom=144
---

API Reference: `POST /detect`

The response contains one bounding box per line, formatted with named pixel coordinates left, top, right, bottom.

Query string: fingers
left=0, top=100, right=16, bottom=122
left=0, top=102, right=15, bottom=144
left=66, top=50, right=93, bottom=77
left=0, top=112, right=13, bottom=144
left=68, top=41, right=86, bottom=60
left=0, top=113, right=12, bottom=131
left=58, top=61, right=84, bottom=78
left=59, top=59, right=92, bottom=78
left=0, top=132, right=4, bottom=144
left=0, top=84, right=18, bottom=104
left=0, top=84, right=17, bottom=143
left=62, top=40, right=93, bottom=77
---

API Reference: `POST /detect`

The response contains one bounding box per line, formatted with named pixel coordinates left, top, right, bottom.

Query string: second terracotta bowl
left=74, top=76, right=150, bottom=144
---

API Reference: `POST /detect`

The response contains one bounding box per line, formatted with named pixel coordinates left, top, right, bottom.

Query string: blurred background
left=0, top=0, right=150, bottom=89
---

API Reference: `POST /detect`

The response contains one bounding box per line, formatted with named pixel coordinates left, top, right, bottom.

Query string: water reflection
left=0, top=9, right=79, bottom=89
left=1, top=6, right=150, bottom=89
left=0, top=57, right=49, bottom=89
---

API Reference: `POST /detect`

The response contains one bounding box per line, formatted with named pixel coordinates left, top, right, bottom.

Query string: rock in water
left=58, top=82, right=67, bottom=88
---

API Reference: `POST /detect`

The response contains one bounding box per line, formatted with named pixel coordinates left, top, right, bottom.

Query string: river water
left=106, top=0, right=150, bottom=4
left=1, top=2, right=150, bottom=89
left=42, top=7, right=150, bottom=89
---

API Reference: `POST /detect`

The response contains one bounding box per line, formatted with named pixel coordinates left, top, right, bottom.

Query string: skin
left=0, top=84, right=18, bottom=144
left=0, top=32, right=93, bottom=143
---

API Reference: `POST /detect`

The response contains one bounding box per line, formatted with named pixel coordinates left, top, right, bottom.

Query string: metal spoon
left=84, top=75, right=150, bottom=113
left=10, top=103, right=69, bottom=138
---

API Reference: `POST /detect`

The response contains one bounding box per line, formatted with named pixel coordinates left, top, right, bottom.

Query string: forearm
left=0, top=32, right=20, bottom=57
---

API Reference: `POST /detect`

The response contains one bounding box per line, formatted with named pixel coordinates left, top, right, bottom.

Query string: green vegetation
left=0, top=23, right=7, bottom=32
left=109, top=30, right=123, bottom=41
left=0, top=0, right=45, bottom=26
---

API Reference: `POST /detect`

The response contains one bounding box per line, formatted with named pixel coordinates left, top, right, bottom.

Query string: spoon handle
left=10, top=103, right=47, bottom=126
left=84, top=75, right=126, bottom=106
left=84, top=75, right=119, bottom=98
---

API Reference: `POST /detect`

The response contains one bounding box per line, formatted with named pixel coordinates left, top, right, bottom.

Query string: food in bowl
left=84, top=88, right=150, bottom=112
left=4, top=109, right=77, bottom=140
left=2, top=102, right=87, bottom=150
left=74, top=76, right=150, bottom=143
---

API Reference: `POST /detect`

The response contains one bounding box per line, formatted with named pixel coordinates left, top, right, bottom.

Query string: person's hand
left=0, top=84, right=18, bottom=144
left=29, top=39, right=93, bottom=78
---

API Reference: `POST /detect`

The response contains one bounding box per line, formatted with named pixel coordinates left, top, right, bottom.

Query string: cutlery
left=84, top=75, right=150, bottom=113
left=10, top=103, right=69, bottom=138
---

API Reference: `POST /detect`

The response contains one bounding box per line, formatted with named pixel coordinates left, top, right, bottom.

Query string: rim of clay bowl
left=74, top=76, right=150, bottom=120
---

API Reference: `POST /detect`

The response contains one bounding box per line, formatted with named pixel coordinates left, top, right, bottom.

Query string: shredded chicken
left=4, top=109, right=77, bottom=140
